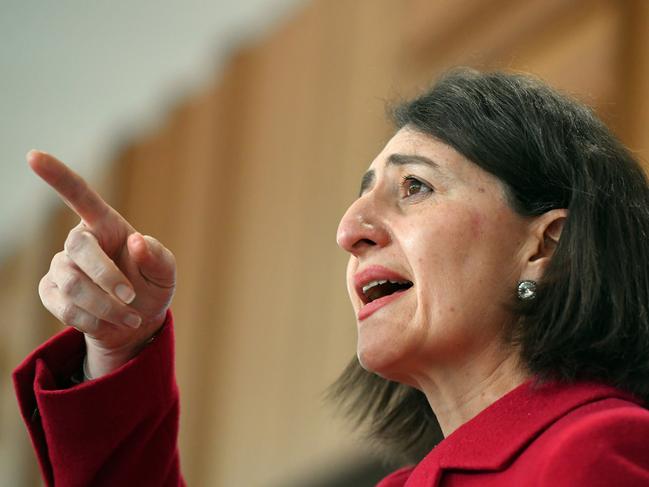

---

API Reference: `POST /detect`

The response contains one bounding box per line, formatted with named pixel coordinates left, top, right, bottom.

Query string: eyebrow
left=358, top=153, right=441, bottom=196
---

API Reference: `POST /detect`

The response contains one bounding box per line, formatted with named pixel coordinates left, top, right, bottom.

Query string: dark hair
left=330, top=68, right=649, bottom=463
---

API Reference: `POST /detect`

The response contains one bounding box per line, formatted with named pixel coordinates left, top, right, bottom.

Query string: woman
left=14, top=69, right=649, bottom=486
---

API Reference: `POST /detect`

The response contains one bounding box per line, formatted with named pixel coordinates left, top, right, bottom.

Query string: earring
left=517, top=280, right=537, bottom=301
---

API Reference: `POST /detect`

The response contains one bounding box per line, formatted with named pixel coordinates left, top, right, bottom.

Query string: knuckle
left=96, top=300, right=114, bottom=319
left=38, top=276, right=52, bottom=302
left=60, top=272, right=82, bottom=296
left=91, top=263, right=117, bottom=286
left=78, top=313, right=98, bottom=330
left=92, top=263, right=108, bottom=280
left=59, top=304, right=77, bottom=324
left=63, top=233, right=80, bottom=255
left=38, top=275, right=48, bottom=294
left=50, top=251, right=66, bottom=271
left=51, top=255, right=76, bottom=283
left=64, top=230, right=91, bottom=256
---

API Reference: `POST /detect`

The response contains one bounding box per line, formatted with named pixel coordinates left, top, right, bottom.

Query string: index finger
left=27, top=150, right=111, bottom=227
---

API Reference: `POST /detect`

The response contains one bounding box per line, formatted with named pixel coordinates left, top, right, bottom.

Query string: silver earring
left=517, top=280, right=537, bottom=301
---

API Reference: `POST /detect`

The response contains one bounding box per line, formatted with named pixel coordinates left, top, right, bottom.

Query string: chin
left=356, top=339, right=405, bottom=381
left=356, top=329, right=424, bottom=388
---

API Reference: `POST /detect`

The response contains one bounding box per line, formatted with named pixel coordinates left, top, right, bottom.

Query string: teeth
left=362, top=280, right=387, bottom=294
left=362, top=279, right=409, bottom=294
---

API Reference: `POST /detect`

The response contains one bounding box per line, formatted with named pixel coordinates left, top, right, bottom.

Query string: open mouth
left=360, top=279, right=413, bottom=304
left=353, top=265, right=414, bottom=320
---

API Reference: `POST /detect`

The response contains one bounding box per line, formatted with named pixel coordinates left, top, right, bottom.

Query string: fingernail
left=123, top=313, right=142, bottom=328
left=115, top=284, right=135, bottom=304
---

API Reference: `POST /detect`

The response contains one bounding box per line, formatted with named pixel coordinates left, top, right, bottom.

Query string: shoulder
left=376, top=466, right=415, bottom=487
left=531, top=397, right=649, bottom=486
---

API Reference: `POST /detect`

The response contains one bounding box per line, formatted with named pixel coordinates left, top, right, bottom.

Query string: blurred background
left=1, top=0, right=647, bottom=485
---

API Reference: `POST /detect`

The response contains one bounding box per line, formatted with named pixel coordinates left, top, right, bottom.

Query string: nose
left=336, top=196, right=390, bottom=257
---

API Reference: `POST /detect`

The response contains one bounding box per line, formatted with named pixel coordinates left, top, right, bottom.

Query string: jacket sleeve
left=535, top=404, right=649, bottom=487
left=12, top=310, right=185, bottom=487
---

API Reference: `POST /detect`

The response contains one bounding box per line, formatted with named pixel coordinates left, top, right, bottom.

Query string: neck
left=415, top=347, right=531, bottom=438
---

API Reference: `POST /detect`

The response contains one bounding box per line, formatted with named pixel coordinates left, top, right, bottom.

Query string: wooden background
left=1, top=0, right=647, bottom=485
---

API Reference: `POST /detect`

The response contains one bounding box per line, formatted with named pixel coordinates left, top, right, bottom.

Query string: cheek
left=470, top=213, right=483, bottom=239
left=408, top=210, right=477, bottom=266
left=407, top=207, right=499, bottom=310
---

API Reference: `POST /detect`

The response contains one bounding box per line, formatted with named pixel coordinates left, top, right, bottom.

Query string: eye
left=401, top=175, right=432, bottom=198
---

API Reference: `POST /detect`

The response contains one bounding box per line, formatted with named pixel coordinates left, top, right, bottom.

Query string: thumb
left=128, top=233, right=176, bottom=289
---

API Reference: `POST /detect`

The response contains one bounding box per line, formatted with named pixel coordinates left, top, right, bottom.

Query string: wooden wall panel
left=2, top=0, right=647, bottom=485
left=621, top=0, right=649, bottom=160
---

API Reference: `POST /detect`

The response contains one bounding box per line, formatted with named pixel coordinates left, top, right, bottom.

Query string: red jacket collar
left=418, top=379, right=641, bottom=473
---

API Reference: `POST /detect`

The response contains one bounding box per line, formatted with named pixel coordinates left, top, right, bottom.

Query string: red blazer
left=13, top=312, right=184, bottom=487
left=379, top=380, right=649, bottom=486
left=13, top=313, right=649, bottom=487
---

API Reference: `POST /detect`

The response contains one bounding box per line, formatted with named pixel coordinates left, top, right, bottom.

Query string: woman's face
left=336, top=128, right=533, bottom=385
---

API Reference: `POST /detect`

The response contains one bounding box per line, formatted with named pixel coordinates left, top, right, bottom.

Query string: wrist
left=83, top=345, right=138, bottom=380
left=83, top=318, right=167, bottom=380
left=82, top=354, right=94, bottom=381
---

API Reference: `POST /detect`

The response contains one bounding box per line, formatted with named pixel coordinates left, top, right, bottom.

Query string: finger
left=128, top=233, right=176, bottom=289
left=27, top=150, right=116, bottom=229
left=48, top=257, right=141, bottom=328
left=63, top=229, right=136, bottom=304
left=39, top=276, right=100, bottom=332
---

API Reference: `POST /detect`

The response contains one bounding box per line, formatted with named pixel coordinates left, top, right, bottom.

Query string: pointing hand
left=30, top=150, right=176, bottom=379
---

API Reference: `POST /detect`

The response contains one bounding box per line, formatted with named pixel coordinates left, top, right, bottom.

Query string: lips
left=353, top=265, right=413, bottom=320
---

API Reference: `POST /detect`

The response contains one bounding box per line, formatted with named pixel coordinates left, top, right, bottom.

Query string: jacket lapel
left=404, top=379, right=640, bottom=486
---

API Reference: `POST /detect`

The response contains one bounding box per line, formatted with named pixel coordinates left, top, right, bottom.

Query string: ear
left=521, top=208, right=568, bottom=281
